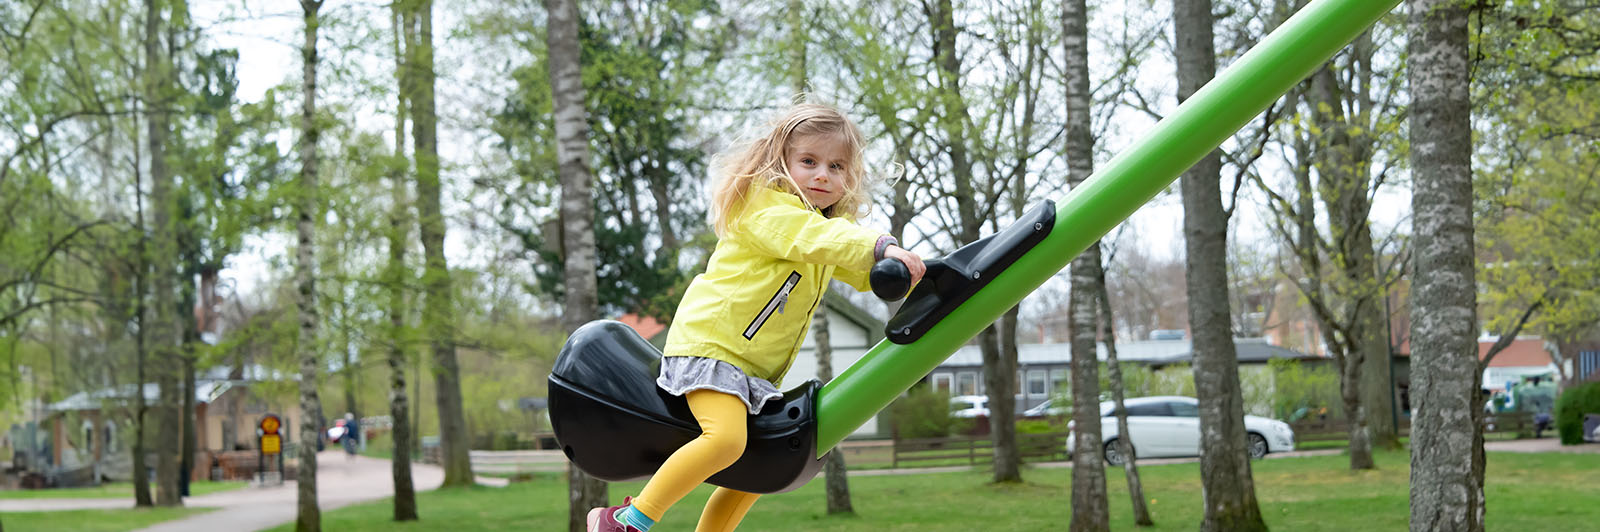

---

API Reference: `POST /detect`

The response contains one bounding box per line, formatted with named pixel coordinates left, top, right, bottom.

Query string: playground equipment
left=550, top=0, right=1403, bottom=494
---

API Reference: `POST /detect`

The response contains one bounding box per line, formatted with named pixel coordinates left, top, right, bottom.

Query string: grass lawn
left=262, top=450, right=1599, bottom=531
left=1, top=506, right=215, bottom=532
left=0, top=480, right=247, bottom=499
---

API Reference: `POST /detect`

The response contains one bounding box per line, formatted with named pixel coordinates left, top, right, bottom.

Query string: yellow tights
left=630, top=389, right=763, bottom=532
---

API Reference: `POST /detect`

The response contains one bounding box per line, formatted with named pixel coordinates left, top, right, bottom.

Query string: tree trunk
left=924, top=0, right=1020, bottom=483
left=181, top=349, right=195, bottom=496
left=786, top=0, right=807, bottom=97
left=1338, top=351, right=1375, bottom=469
left=1174, top=0, right=1267, bottom=529
left=1062, top=0, right=1108, bottom=527
left=1407, top=0, right=1481, bottom=529
left=295, top=2, right=325, bottom=530
left=401, top=0, right=473, bottom=488
left=387, top=4, right=417, bottom=520
left=545, top=0, right=607, bottom=528
left=1308, top=63, right=1378, bottom=468
left=132, top=239, right=153, bottom=507
left=1096, top=268, right=1153, bottom=527
left=144, top=0, right=183, bottom=508
left=811, top=307, right=853, bottom=514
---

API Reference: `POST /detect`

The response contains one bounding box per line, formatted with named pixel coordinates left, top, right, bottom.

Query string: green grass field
left=256, top=450, right=1599, bottom=531
left=0, top=480, right=246, bottom=500
left=1, top=506, right=215, bottom=532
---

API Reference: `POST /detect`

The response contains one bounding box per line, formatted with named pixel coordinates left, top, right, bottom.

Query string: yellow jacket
left=662, top=185, right=885, bottom=383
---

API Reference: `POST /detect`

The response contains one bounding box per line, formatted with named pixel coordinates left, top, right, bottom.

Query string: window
left=957, top=372, right=977, bottom=396
left=1049, top=368, right=1067, bottom=396
left=932, top=373, right=953, bottom=393
left=104, top=422, right=117, bottom=453
left=1581, top=351, right=1600, bottom=381
left=1169, top=401, right=1199, bottom=417
left=1027, top=370, right=1047, bottom=397
left=1125, top=403, right=1172, bottom=416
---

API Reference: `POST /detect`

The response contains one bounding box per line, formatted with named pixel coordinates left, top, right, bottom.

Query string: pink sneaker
left=586, top=496, right=644, bottom=532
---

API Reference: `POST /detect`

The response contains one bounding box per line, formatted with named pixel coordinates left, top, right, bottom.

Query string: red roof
left=1478, top=338, right=1552, bottom=368
left=615, top=313, right=666, bottom=340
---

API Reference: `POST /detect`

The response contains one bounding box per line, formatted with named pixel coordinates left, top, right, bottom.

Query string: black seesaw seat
left=548, top=320, right=825, bottom=494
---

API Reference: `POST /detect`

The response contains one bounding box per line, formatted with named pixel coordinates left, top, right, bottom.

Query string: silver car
left=1067, top=396, right=1295, bottom=465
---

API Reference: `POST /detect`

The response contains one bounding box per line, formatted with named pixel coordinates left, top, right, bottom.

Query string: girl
left=588, top=103, right=926, bottom=532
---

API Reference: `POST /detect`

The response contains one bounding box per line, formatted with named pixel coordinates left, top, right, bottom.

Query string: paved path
left=0, top=451, right=507, bottom=532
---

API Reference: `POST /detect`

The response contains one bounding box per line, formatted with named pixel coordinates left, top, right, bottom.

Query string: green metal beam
left=817, top=0, right=1403, bottom=453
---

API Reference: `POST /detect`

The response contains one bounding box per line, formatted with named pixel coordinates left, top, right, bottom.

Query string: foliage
left=1473, top=0, right=1600, bottom=349
left=1268, top=358, right=1343, bottom=421
left=888, top=386, right=954, bottom=439
left=1553, top=380, right=1600, bottom=445
left=488, top=1, right=728, bottom=321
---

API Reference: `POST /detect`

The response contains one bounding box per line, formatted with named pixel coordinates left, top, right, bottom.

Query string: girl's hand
left=884, top=245, right=926, bottom=287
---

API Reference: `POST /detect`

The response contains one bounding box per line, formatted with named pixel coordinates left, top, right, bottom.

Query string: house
left=928, top=334, right=1325, bottom=415
left=1478, top=336, right=1562, bottom=392
left=30, top=365, right=302, bottom=485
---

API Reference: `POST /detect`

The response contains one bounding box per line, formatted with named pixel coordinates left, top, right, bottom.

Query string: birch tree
left=544, top=0, right=607, bottom=527
left=1407, top=0, right=1482, bottom=528
left=294, top=1, right=325, bottom=529
left=1063, top=0, right=1108, bottom=527
left=386, top=2, right=418, bottom=521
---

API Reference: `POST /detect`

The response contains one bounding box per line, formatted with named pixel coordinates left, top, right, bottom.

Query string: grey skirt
left=657, top=356, right=783, bottom=415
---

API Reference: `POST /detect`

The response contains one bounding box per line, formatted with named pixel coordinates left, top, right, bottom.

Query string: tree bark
left=811, top=307, right=853, bottom=514
left=143, top=0, right=183, bottom=508
left=387, top=3, right=417, bottom=520
left=1407, top=0, right=1481, bottom=529
left=1096, top=268, right=1153, bottom=527
left=400, top=0, right=473, bottom=488
left=295, top=2, right=324, bottom=530
left=786, top=0, right=807, bottom=97
left=131, top=213, right=153, bottom=508
left=545, top=0, right=607, bottom=528
left=1174, top=0, right=1267, bottom=529
left=924, top=0, right=1021, bottom=483
left=1062, top=0, right=1108, bottom=528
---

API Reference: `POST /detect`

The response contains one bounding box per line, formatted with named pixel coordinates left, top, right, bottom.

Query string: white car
left=949, top=395, right=990, bottom=418
left=1067, top=396, right=1295, bottom=465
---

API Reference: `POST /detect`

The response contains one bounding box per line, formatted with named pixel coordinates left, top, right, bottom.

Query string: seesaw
left=549, top=0, right=1402, bottom=494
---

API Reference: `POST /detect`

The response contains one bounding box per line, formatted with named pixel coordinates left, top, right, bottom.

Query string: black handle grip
left=869, top=258, right=912, bottom=301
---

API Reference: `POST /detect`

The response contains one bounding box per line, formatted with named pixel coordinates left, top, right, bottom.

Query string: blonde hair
left=709, top=102, right=872, bottom=238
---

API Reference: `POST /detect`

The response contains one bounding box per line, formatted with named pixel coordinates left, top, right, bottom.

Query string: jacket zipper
left=774, top=274, right=826, bottom=381
left=744, top=271, right=802, bottom=340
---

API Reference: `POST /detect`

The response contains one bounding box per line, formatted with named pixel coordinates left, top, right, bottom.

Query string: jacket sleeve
left=735, top=202, right=884, bottom=270
left=833, top=265, right=873, bottom=292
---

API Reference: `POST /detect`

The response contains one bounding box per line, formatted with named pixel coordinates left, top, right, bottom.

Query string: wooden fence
left=891, top=432, right=1069, bottom=468
left=1290, top=411, right=1536, bottom=443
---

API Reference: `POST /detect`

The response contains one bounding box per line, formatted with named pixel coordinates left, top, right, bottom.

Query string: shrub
left=1016, top=419, right=1061, bottom=434
left=889, top=386, right=954, bottom=439
left=1554, top=380, right=1600, bottom=445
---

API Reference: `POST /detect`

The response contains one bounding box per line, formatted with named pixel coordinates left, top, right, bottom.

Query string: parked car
left=949, top=395, right=990, bottom=418
left=1021, top=398, right=1069, bottom=418
left=1067, top=396, right=1295, bottom=465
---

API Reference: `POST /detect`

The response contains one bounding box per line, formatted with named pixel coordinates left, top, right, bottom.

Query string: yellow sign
left=260, top=415, right=281, bottom=434
left=262, top=434, right=282, bottom=455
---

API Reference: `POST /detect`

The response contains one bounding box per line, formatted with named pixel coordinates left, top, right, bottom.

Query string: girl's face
left=784, top=133, right=852, bottom=211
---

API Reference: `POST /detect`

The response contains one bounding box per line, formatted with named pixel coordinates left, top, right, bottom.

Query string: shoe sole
left=586, top=507, right=602, bottom=532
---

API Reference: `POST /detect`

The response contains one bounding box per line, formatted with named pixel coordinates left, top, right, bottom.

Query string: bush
left=889, top=386, right=954, bottom=439
left=1554, top=380, right=1600, bottom=445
